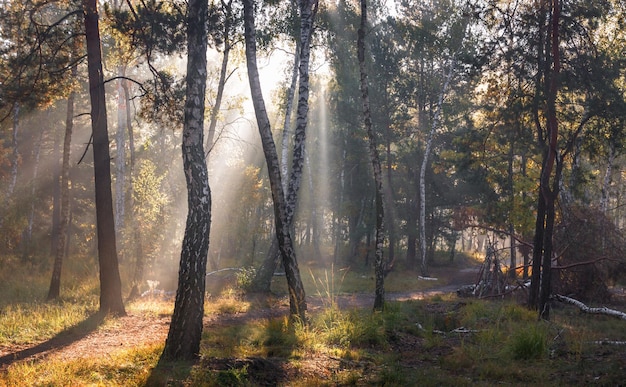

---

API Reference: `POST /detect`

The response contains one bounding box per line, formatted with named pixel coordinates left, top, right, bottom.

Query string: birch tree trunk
left=243, top=0, right=307, bottom=322
left=600, top=143, right=615, bottom=213
left=250, top=3, right=301, bottom=292
left=114, top=65, right=126, bottom=254
left=83, top=0, right=126, bottom=316
left=358, top=0, right=386, bottom=311
left=161, top=0, right=212, bottom=361
left=281, top=37, right=300, bottom=191
left=333, top=147, right=346, bottom=264
left=419, top=62, right=453, bottom=277
left=205, top=0, right=234, bottom=153
left=286, top=0, right=318, bottom=230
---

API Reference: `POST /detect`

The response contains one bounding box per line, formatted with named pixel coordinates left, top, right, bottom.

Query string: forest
left=1, top=0, right=626, bottom=385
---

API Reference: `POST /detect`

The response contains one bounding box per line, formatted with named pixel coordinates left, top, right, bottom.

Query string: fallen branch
left=553, top=294, right=626, bottom=320
left=206, top=268, right=243, bottom=276
left=591, top=340, right=626, bottom=345
left=433, top=326, right=480, bottom=335
left=418, top=276, right=438, bottom=281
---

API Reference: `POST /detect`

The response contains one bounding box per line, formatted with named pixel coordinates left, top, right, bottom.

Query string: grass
left=1, top=253, right=626, bottom=385
left=0, top=343, right=162, bottom=387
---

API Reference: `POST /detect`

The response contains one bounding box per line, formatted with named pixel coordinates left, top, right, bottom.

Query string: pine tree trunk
left=47, top=69, right=75, bottom=301
left=508, top=141, right=516, bottom=278
left=538, top=0, right=561, bottom=320
left=358, top=0, right=386, bottom=311
left=83, top=0, right=125, bottom=316
left=23, top=126, right=43, bottom=260
left=243, top=0, right=306, bottom=322
left=160, top=0, right=211, bottom=362
left=50, top=125, right=61, bottom=257
left=123, top=80, right=144, bottom=301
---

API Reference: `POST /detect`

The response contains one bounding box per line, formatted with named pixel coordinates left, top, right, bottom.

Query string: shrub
left=507, top=324, right=547, bottom=360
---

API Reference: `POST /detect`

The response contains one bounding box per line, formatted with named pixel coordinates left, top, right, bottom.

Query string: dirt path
left=0, top=267, right=479, bottom=369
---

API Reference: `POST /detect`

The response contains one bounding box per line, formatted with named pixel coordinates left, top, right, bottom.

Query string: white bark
left=600, top=143, right=616, bottom=213
left=243, top=0, right=307, bottom=321
left=281, top=37, right=300, bottom=192
left=115, top=67, right=126, bottom=242
left=358, top=0, right=385, bottom=311
left=419, top=61, right=454, bottom=276
left=554, top=294, right=626, bottom=320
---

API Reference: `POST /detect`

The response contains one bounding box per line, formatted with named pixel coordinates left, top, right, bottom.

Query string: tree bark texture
left=528, top=0, right=561, bottom=319
left=243, top=0, right=306, bottom=322
left=161, top=0, right=212, bottom=361
left=286, top=0, right=318, bottom=229
left=536, top=0, right=561, bottom=321
left=47, top=66, right=75, bottom=301
left=358, top=0, right=386, bottom=312
left=281, top=37, right=300, bottom=191
left=83, top=0, right=126, bottom=316
left=250, top=2, right=302, bottom=291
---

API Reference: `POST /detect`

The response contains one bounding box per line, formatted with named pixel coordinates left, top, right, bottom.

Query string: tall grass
left=0, top=258, right=100, bottom=346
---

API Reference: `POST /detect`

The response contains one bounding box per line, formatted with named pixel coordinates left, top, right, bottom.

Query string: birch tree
left=357, top=0, right=385, bottom=311
left=243, top=0, right=307, bottom=322
left=160, top=0, right=212, bottom=361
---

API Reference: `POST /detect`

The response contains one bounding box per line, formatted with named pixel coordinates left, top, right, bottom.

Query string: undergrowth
left=1, top=256, right=626, bottom=386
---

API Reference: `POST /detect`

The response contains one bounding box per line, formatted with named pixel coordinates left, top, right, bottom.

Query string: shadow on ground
left=0, top=311, right=106, bottom=369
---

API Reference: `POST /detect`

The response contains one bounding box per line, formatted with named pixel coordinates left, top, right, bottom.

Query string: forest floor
left=0, top=264, right=480, bottom=369
left=4, top=261, right=625, bottom=386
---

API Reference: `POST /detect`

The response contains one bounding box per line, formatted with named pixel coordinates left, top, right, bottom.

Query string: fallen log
left=553, top=294, right=626, bottom=321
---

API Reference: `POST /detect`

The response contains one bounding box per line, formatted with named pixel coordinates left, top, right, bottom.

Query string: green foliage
left=212, top=365, right=249, bottom=387
left=507, top=323, right=548, bottom=360
left=236, top=266, right=257, bottom=291
left=133, top=159, right=169, bottom=225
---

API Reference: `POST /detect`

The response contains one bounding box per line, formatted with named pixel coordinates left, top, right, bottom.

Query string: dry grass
left=1, top=254, right=626, bottom=386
